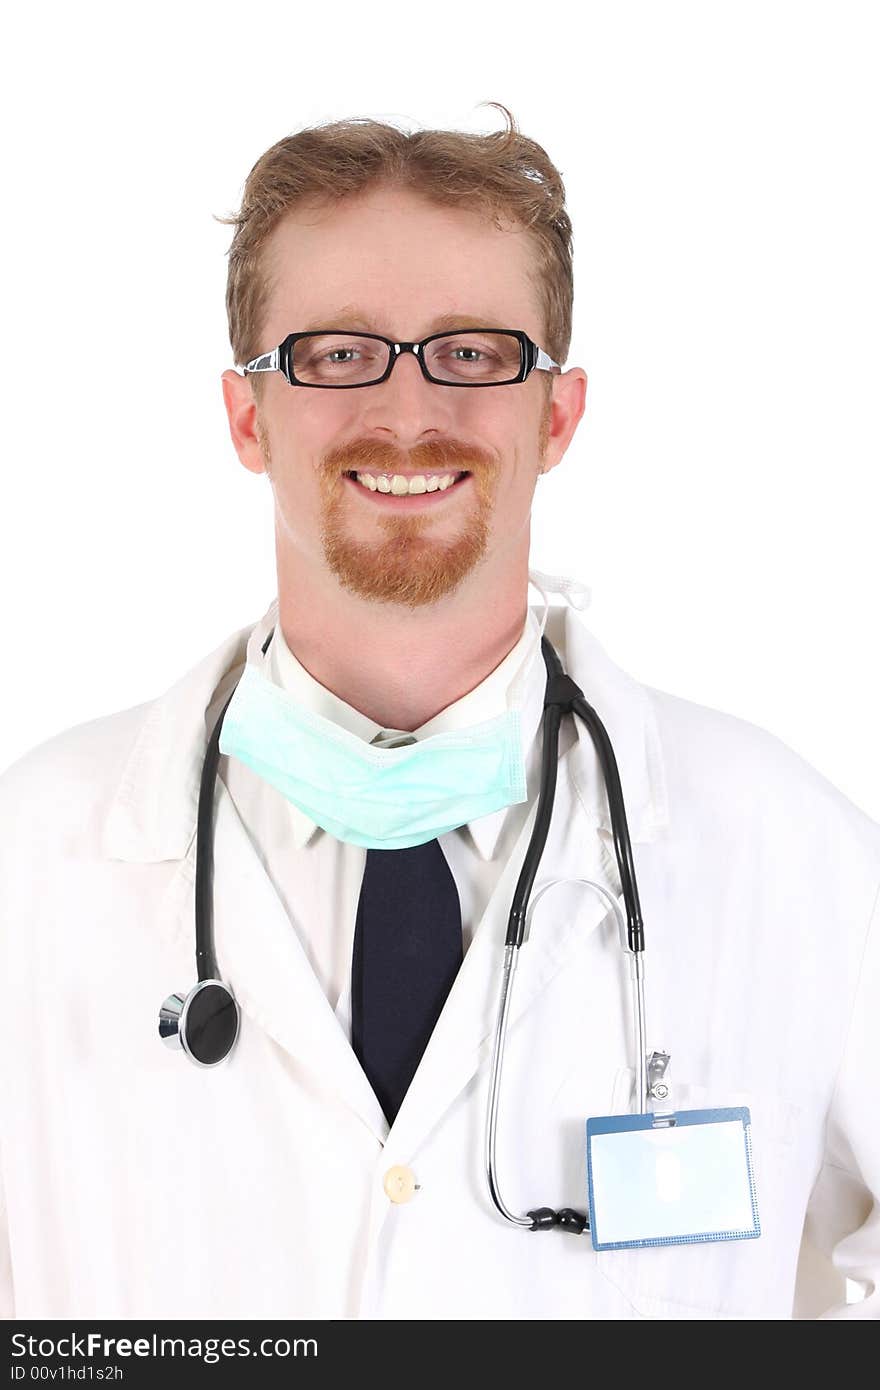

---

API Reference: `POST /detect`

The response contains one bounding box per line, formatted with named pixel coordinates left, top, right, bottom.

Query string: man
left=0, top=107, right=877, bottom=1321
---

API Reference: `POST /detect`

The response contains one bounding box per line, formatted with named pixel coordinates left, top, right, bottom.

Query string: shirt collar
left=253, top=599, right=544, bottom=860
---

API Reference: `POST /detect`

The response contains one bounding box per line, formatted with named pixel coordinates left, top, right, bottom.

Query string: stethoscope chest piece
left=159, top=980, right=240, bottom=1066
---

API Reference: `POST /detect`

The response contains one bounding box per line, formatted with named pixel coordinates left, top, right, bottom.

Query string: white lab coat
left=1, top=597, right=878, bottom=1321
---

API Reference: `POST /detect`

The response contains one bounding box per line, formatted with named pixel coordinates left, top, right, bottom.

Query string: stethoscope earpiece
left=159, top=980, right=240, bottom=1067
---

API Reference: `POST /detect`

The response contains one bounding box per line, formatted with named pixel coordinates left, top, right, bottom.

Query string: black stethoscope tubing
left=162, top=629, right=646, bottom=1235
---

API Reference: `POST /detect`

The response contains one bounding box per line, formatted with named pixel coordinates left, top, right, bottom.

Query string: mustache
left=324, top=437, right=497, bottom=476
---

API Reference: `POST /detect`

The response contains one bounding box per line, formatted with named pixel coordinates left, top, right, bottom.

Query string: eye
left=440, top=340, right=502, bottom=364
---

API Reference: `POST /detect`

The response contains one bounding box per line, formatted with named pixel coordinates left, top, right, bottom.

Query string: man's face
left=223, top=183, right=585, bottom=609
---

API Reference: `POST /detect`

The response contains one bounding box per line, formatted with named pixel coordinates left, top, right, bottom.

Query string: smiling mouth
left=343, top=470, right=471, bottom=496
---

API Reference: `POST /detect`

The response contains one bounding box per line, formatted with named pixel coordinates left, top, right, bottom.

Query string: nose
left=358, top=347, right=455, bottom=446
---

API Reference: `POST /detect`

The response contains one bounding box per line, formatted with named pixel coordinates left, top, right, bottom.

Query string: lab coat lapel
left=218, top=785, right=390, bottom=1137
left=386, top=757, right=621, bottom=1160
left=154, top=781, right=389, bottom=1143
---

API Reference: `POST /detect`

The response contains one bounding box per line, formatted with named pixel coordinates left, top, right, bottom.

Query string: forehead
left=260, top=184, right=544, bottom=340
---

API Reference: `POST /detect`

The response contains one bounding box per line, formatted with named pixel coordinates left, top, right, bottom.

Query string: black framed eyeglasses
left=242, top=329, right=561, bottom=389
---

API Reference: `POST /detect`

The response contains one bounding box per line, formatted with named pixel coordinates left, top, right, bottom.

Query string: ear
left=221, top=370, right=268, bottom=476
left=540, top=368, right=588, bottom=476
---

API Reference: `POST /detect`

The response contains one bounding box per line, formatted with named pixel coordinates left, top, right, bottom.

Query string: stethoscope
left=159, top=631, right=649, bottom=1238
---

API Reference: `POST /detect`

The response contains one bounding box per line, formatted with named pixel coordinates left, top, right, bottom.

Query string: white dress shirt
left=207, top=596, right=577, bottom=1040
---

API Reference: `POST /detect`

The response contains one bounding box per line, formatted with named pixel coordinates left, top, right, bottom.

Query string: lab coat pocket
left=594, top=1068, right=803, bottom=1320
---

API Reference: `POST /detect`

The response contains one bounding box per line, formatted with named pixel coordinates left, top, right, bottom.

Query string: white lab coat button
left=383, top=1165, right=417, bottom=1204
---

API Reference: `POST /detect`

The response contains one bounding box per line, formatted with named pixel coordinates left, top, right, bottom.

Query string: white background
left=1, top=0, right=877, bottom=820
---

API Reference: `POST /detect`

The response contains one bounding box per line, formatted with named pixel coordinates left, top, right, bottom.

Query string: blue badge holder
left=586, top=1107, right=761, bottom=1252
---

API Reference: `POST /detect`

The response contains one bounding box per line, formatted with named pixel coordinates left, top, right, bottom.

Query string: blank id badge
left=586, top=1108, right=761, bottom=1251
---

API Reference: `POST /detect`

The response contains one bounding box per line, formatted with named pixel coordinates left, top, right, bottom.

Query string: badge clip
left=647, top=1049, right=675, bottom=1126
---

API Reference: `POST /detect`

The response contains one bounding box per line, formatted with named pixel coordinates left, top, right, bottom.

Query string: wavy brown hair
left=216, top=103, right=574, bottom=401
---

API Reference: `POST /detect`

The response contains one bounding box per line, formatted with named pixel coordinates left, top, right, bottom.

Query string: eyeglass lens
left=290, top=331, right=522, bottom=386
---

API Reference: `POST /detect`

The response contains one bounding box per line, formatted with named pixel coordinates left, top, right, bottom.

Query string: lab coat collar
left=101, top=583, right=669, bottom=864
left=551, top=602, right=670, bottom=845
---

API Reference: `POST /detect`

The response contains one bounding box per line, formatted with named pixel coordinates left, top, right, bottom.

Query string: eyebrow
left=299, top=307, right=507, bottom=335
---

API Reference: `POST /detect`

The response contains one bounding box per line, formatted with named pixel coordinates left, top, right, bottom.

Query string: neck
left=274, top=553, right=531, bottom=733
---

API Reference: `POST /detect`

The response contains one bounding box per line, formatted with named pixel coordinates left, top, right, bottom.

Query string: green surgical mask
left=217, top=571, right=589, bottom=850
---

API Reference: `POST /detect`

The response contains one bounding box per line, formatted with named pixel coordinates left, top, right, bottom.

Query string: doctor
left=1, top=107, right=878, bottom=1322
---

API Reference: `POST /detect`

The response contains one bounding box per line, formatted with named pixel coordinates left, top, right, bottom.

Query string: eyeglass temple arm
left=243, top=348, right=280, bottom=374
left=534, top=346, right=561, bottom=373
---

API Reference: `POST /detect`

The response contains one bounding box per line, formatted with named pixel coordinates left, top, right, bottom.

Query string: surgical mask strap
left=506, top=569, right=592, bottom=707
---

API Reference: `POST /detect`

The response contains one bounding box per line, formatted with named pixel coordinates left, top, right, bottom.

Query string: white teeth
left=354, top=472, right=461, bottom=495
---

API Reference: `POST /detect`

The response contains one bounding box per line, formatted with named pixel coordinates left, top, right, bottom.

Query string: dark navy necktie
left=351, top=837, right=463, bottom=1125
